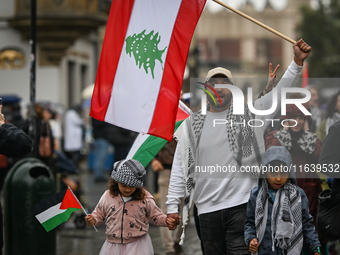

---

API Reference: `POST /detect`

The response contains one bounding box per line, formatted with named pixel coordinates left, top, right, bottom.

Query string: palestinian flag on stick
left=90, top=0, right=206, bottom=141
left=31, top=188, right=82, bottom=232
left=127, top=100, right=190, bottom=167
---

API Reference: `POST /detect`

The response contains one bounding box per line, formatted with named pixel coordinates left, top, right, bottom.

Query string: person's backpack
left=39, top=122, right=52, bottom=158
left=317, top=189, right=340, bottom=241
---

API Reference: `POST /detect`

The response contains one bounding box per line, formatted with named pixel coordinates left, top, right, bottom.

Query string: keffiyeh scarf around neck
left=174, top=103, right=263, bottom=244
left=255, top=179, right=303, bottom=255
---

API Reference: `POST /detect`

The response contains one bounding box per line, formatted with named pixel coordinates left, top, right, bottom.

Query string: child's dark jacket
left=244, top=146, right=321, bottom=254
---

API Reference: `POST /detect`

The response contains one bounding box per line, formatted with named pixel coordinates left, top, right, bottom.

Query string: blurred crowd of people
left=1, top=67, right=340, bottom=255
left=0, top=97, right=137, bottom=193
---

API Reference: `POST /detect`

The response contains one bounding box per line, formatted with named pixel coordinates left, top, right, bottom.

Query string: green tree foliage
left=298, top=0, right=340, bottom=77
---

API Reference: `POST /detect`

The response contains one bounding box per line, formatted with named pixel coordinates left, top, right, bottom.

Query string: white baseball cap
left=205, top=67, right=234, bottom=85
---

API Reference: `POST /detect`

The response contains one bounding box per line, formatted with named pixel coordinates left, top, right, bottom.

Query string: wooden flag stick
left=212, top=0, right=296, bottom=44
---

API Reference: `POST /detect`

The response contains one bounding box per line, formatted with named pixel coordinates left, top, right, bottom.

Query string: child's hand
left=166, top=216, right=181, bottom=230
left=167, top=213, right=181, bottom=226
left=249, top=238, right=259, bottom=253
left=85, top=214, right=96, bottom=226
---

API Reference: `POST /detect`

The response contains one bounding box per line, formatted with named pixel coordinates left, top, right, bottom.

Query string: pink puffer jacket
left=92, top=190, right=167, bottom=244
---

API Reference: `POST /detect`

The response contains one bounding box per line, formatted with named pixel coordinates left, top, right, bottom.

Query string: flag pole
left=212, top=0, right=296, bottom=44
left=68, top=187, right=98, bottom=232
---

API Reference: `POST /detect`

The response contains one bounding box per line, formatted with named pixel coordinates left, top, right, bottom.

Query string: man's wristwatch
left=313, top=247, right=322, bottom=254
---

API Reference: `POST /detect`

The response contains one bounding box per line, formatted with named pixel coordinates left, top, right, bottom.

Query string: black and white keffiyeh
left=174, top=105, right=263, bottom=244
left=274, top=130, right=292, bottom=150
left=111, top=159, right=146, bottom=188
left=297, top=131, right=318, bottom=154
left=274, top=129, right=318, bottom=155
left=226, top=103, right=260, bottom=162
left=255, top=179, right=303, bottom=255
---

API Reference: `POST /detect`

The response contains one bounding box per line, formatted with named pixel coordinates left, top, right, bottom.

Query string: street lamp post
left=29, top=0, right=36, bottom=153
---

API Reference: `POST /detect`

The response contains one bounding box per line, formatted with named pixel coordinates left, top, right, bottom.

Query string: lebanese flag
left=127, top=100, right=190, bottom=167
left=31, top=188, right=82, bottom=232
left=90, top=0, right=206, bottom=141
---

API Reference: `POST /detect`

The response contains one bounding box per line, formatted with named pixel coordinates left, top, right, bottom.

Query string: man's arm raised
left=256, top=39, right=312, bottom=131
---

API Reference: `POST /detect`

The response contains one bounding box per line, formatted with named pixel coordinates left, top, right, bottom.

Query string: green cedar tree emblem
left=125, top=29, right=167, bottom=79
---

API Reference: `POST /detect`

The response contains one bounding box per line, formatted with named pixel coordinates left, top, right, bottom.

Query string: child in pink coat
left=86, top=159, right=175, bottom=255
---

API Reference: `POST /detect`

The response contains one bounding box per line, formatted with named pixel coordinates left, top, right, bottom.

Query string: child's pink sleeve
left=145, top=197, right=168, bottom=227
left=91, top=192, right=108, bottom=226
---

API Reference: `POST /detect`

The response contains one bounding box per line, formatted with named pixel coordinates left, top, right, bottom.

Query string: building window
left=215, top=39, right=241, bottom=68
left=256, top=39, right=282, bottom=70
left=81, top=64, right=88, bottom=91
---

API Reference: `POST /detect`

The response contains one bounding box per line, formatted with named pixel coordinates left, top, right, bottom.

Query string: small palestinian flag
left=31, top=188, right=82, bottom=232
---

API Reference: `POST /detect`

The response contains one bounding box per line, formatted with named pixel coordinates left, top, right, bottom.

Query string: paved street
left=56, top=163, right=203, bottom=255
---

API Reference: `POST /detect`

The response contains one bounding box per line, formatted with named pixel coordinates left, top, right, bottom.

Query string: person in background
left=0, top=101, right=27, bottom=190
left=53, top=109, right=79, bottom=193
left=109, top=125, right=137, bottom=163
left=33, top=103, right=55, bottom=168
left=0, top=104, right=33, bottom=255
left=318, top=120, right=340, bottom=255
left=306, top=85, right=325, bottom=132
left=316, top=91, right=340, bottom=142
left=63, top=105, right=84, bottom=166
left=0, top=105, right=32, bottom=153
left=49, top=109, right=63, bottom=152
left=319, top=119, right=340, bottom=196
left=91, top=118, right=116, bottom=182
left=7, top=102, right=29, bottom=134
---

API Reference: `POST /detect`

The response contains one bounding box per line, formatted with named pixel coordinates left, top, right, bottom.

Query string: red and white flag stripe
left=90, top=0, right=206, bottom=141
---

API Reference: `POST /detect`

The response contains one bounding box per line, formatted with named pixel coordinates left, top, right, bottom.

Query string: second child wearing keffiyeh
left=244, top=146, right=321, bottom=255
